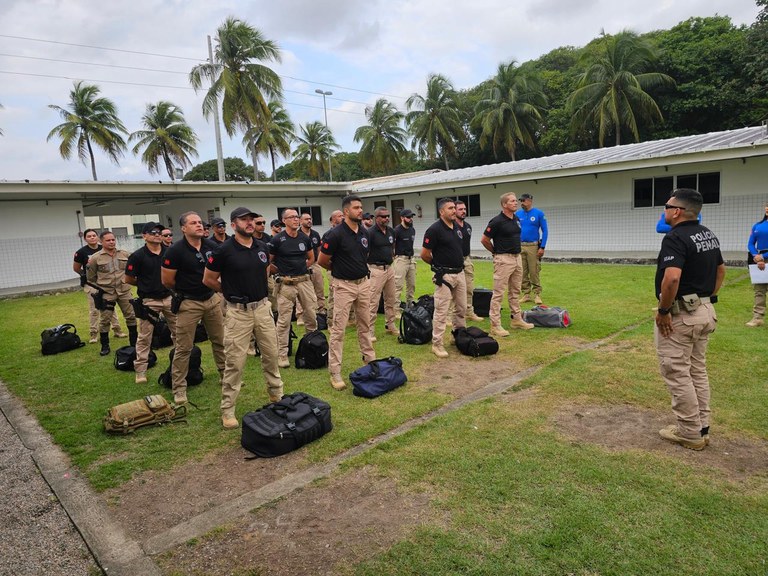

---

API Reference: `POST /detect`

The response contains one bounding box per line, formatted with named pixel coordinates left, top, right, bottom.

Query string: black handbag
left=114, top=346, right=157, bottom=371
left=241, top=392, right=332, bottom=458
left=349, top=357, right=407, bottom=398
left=41, top=324, right=85, bottom=355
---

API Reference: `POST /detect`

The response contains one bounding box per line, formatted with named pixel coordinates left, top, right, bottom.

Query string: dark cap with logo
left=519, top=193, right=533, bottom=201
left=142, top=221, right=163, bottom=234
left=230, top=207, right=258, bottom=221
left=211, top=217, right=226, bottom=227
left=400, top=208, right=415, bottom=218
left=270, top=219, right=284, bottom=228
left=363, top=212, right=374, bottom=220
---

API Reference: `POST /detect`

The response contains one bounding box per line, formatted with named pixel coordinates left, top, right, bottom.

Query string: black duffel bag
left=151, top=318, right=173, bottom=349
left=241, top=392, right=332, bottom=458
left=41, top=324, right=85, bottom=355
left=349, top=356, right=407, bottom=398
left=158, top=346, right=204, bottom=387
left=452, top=327, right=499, bottom=357
left=294, top=330, right=328, bottom=369
left=398, top=295, right=434, bottom=344
left=114, top=346, right=157, bottom=371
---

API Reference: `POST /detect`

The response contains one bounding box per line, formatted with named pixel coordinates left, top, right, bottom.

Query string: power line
left=0, top=34, right=410, bottom=100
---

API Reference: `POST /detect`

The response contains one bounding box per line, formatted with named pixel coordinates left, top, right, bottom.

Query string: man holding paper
left=746, top=202, right=768, bottom=327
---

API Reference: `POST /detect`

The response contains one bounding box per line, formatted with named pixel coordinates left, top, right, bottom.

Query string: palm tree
left=567, top=30, right=675, bottom=147
left=292, top=121, right=339, bottom=181
left=189, top=16, right=282, bottom=180
left=406, top=74, right=464, bottom=170
left=47, top=81, right=127, bottom=181
left=129, top=101, right=199, bottom=181
left=353, top=98, right=408, bottom=173
left=472, top=61, right=547, bottom=161
left=242, top=100, right=294, bottom=181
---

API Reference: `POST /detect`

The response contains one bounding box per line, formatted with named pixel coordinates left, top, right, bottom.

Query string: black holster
left=171, top=293, right=184, bottom=314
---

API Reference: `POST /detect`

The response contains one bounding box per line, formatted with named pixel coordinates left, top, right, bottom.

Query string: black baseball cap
left=400, top=208, right=414, bottom=218
left=142, top=221, right=163, bottom=234
left=520, top=193, right=533, bottom=201
left=363, top=212, right=373, bottom=219
left=211, top=217, right=226, bottom=227
left=270, top=219, right=283, bottom=228
left=230, top=207, right=258, bottom=221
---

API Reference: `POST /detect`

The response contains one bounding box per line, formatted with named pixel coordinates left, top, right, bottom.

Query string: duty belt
left=336, top=277, right=368, bottom=285
left=226, top=297, right=269, bottom=310
left=521, top=241, right=539, bottom=245
left=280, top=274, right=310, bottom=285
left=369, top=263, right=391, bottom=270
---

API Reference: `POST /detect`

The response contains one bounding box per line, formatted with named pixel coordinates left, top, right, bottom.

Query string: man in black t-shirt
left=161, top=211, right=226, bottom=406
left=210, top=217, right=229, bottom=245
left=301, top=213, right=326, bottom=316
left=421, top=198, right=467, bottom=358
left=269, top=208, right=318, bottom=367
left=481, top=192, right=534, bottom=337
left=367, top=207, right=399, bottom=341
left=125, top=222, right=175, bottom=384
left=73, top=228, right=124, bottom=342
left=204, top=207, right=284, bottom=429
left=393, top=208, right=417, bottom=310
left=323, top=210, right=345, bottom=323
left=318, top=195, right=376, bottom=391
left=654, top=188, right=724, bottom=451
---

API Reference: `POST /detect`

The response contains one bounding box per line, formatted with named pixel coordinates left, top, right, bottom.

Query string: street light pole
left=315, top=88, right=333, bottom=182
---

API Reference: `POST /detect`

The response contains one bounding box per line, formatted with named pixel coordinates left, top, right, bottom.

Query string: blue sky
left=0, top=0, right=761, bottom=182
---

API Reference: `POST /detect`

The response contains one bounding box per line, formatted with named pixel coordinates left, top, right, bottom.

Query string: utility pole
left=315, top=89, right=333, bottom=182
left=208, top=35, right=226, bottom=182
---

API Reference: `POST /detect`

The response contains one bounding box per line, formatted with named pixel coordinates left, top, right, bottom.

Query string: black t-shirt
left=394, top=224, right=416, bottom=256
left=655, top=220, right=723, bottom=298
left=423, top=219, right=465, bottom=269
left=206, top=237, right=270, bottom=303
left=211, top=234, right=229, bottom=245
left=162, top=237, right=218, bottom=299
left=456, top=220, right=473, bottom=257
left=320, top=221, right=370, bottom=280
left=302, top=228, right=322, bottom=260
left=126, top=245, right=170, bottom=299
left=268, top=230, right=313, bottom=276
left=254, top=232, right=272, bottom=244
left=368, top=225, right=395, bottom=265
left=483, top=212, right=522, bottom=254
left=73, top=244, right=100, bottom=286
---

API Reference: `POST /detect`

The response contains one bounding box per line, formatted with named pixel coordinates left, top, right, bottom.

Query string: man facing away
left=516, top=193, right=548, bottom=305
left=367, top=206, right=399, bottom=341
left=203, top=207, right=284, bottom=429
left=654, top=188, right=724, bottom=451
left=393, top=208, right=417, bottom=312
left=161, top=211, right=226, bottom=406
left=125, top=222, right=176, bottom=384
left=481, top=192, right=534, bottom=337
left=269, top=208, right=318, bottom=368
left=420, top=198, right=466, bottom=358
left=318, top=195, right=376, bottom=391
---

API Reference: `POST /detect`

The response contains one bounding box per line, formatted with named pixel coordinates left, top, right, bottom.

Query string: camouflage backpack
left=103, top=394, right=186, bottom=434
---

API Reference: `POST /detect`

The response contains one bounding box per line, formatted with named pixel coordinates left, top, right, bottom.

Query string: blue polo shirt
left=515, top=207, right=548, bottom=247
left=748, top=219, right=768, bottom=255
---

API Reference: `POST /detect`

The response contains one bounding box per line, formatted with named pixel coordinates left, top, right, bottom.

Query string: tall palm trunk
left=269, top=145, right=277, bottom=181
left=163, top=150, right=176, bottom=181
left=250, top=142, right=259, bottom=181
left=86, top=136, right=98, bottom=181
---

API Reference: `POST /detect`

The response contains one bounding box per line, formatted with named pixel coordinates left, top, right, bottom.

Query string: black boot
left=128, top=325, right=138, bottom=347
left=99, top=332, right=111, bottom=356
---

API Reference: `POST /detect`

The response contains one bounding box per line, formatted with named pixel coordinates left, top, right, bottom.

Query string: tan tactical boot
left=519, top=293, right=532, bottom=303
left=134, top=372, right=148, bottom=384
left=490, top=325, right=510, bottom=337
left=510, top=316, right=535, bottom=330
left=330, top=376, right=346, bottom=391
left=431, top=344, right=449, bottom=358
left=173, top=392, right=188, bottom=406
left=278, top=356, right=290, bottom=368
left=659, top=425, right=706, bottom=451
left=466, top=312, right=484, bottom=322
left=534, top=294, right=544, bottom=305
left=746, top=317, right=764, bottom=327
left=222, top=414, right=239, bottom=430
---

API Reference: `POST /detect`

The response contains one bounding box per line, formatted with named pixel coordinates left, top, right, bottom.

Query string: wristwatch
left=658, top=306, right=671, bottom=315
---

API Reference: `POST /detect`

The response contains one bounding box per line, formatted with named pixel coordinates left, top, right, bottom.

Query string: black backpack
left=151, top=318, right=173, bottom=349
left=452, top=327, right=499, bottom=357
left=294, top=330, right=329, bottom=369
left=158, top=346, right=204, bottom=387
left=41, top=324, right=85, bottom=355
left=114, top=346, right=158, bottom=371
left=316, top=313, right=328, bottom=331
left=398, top=295, right=434, bottom=345
left=194, top=322, right=208, bottom=343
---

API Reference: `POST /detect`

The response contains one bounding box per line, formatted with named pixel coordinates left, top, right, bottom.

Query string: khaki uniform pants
left=520, top=242, right=542, bottom=296
left=98, top=290, right=136, bottom=333
left=393, top=255, right=416, bottom=307
left=490, top=253, right=523, bottom=327
left=268, top=276, right=278, bottom=313
left=310, top=263, right=326, bottom=315
left=752, top=283, right=767, bottom=318
left=369, top=266, right=397, bottom=336
left=329, top=278, right=375, bottom=379
left=84, top=285, right=121, bottom=337
left=276, top=280, right=318, bottom=358
left=221, top=300, right=283, bottom=418
left=450, top=256, right=477, bottom=320
left=171, top=294, right=226, bottom=397
left=655, top=303, right=717, bottom=439
left=134, top=297, right=177, bottom=373
left=433, top=271, right=466, bottom=345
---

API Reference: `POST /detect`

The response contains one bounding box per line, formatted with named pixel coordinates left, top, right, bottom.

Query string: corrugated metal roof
left=351, top=125, right=768, bottom=193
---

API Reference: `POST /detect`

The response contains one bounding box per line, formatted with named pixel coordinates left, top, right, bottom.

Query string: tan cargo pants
left=134, top=296, right=177, bottom=373
left=433, top=271, right=466, bottom=346
left=276, top=279, right=318, bottom=358
left=368, top=265, right=398, bottom=336
left=221, top=299, right=283, bottom=418
left=520, top=242, right=542, bottom=296
left=752, top=283, right=767, bottom=318
left=84, top=285, right=122, bottom=337
left=655, top=303, right=717, bottom=439
left=98, top=289, right=136, bottom=333
left=310, top=263, right=326, bottom=315
left=490, top=253, right=523, bottom=328
left=393, top=255, right=416, bottom=307
left=328, top=277, right=375, bottom=379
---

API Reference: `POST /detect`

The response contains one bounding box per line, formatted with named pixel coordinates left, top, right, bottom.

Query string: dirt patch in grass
left=413, top=354, right=522, bottom=397
left=552, top=403, right=768, bottom=481
left=105, top=446, right=310, bottom=540
left=155, top=466, right=439, bottom=576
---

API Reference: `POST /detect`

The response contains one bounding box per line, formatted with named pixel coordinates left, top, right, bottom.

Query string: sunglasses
left=147, top=230, right=162, bottom=235
left=664, top=203, right=685, bottom=210
left=255, top=221, right=266, bottom=225
left=162, top=233, right=173, bottom=237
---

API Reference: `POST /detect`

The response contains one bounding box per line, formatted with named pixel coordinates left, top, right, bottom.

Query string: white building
left=1, top=125, right=766, bottom=291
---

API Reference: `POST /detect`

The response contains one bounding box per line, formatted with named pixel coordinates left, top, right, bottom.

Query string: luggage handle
left=367, top=356, right=402, bottom=378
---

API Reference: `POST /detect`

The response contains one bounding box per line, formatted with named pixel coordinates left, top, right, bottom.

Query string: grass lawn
left=2, top=261, right=766, bottom=574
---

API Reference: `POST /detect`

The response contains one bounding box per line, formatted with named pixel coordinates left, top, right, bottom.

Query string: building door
left=390, top=199, right=404, bottom=227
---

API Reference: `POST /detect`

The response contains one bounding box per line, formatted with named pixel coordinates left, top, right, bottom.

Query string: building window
left=277, top=206, right=322, bottom=223
left=436, top=194, right=481, bottom=217
left=633, top=172, right=720, bottom=207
